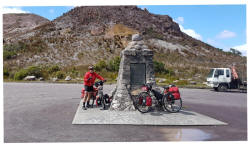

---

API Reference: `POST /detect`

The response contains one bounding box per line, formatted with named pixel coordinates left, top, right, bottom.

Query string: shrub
left=3, top=68, right=10, bottom=78
left=154, top=61, right=168, bottom=74
left=144, top=28, right=164, bottom=40
left=13, top=66, right=43, bottom=80
left=3, top=50, right=17, bottom=60
left=95, top=60, right=107, bottom=71
left=56, top=71, right=65, bottom=79
left=48, top=65, right=60, bottom=74
left=26, top=66, right=42, bottom=77
left=107, top=56, right=120, bottom=72
left=70, top=67, right=79, bottom=78
left=14, top=69, right=28, bottom=80
left=94, top=56, right=121, bottom=72
left=4, top=41, right=27, bottom=53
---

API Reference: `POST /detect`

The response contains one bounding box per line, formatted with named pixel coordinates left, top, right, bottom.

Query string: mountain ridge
left=3, top=6, right=246, bottom=82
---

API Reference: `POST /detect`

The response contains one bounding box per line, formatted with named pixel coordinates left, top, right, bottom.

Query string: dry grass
left=105, top=24, right=138, bottom=38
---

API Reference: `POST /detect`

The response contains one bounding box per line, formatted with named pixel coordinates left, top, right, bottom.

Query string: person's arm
left=95, top=72, right=105, bottom=81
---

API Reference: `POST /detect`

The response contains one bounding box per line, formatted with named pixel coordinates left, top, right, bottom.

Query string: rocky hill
left=3, top=6, right=246, bottom=82
left=3, top=13, right=49, bottom=41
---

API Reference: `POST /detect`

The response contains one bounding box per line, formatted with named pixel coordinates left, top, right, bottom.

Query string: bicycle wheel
left=134, top=92, right=151, bottom=113
left=163, top=93, right=182, bottom=113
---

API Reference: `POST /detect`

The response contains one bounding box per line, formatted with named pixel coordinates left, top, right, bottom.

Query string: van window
left=226, top=70, right=230, bottom=77
left=207, top=69, right=214, bottom=78
left=214, top=69, right=224, bottom=77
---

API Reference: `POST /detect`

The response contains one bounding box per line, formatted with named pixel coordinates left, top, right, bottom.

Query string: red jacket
left=83, top=71, right=104, bottom=86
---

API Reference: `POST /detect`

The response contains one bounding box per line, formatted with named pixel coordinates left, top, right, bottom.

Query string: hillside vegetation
left=3, top=6, right=246, bottom=86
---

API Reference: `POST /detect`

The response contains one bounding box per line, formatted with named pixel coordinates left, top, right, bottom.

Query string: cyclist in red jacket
left=82, top=65, right=105, bottom=110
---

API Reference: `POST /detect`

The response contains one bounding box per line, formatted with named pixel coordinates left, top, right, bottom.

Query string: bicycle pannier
left=169, top=86, right=181, bottom=100
left=146, top=96, right=152, bottom=106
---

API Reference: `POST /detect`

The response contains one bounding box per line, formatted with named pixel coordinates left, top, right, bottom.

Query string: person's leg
left=82, top=86, right=89, bottom=110
left=87, top=92, right=92, bottom=107
left=82, top=94, right=88, bottom=110
left=86, top=86, right=94, bottom=107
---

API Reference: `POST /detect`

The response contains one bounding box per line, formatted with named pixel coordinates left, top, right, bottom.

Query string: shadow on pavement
left=179, top=111, right=196, bottom=115
left=148, top=109, right=196, bottom=116
left=209, top=89, right=247, bottom=94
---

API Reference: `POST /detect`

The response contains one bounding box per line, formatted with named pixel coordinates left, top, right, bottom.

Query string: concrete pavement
left=72, top=100, right=227, bottom=125
left=4, top=82, right=247, bottom=142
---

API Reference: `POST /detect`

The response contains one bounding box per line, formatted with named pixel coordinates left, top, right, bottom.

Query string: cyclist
left=83, top=65, right=105, bottom=110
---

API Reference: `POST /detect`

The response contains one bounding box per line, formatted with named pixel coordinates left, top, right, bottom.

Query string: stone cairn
left=109, top=34, right=155, bottom=111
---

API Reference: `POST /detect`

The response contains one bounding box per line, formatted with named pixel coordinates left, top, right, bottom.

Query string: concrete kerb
left=72, top=100, right=227, bottom=126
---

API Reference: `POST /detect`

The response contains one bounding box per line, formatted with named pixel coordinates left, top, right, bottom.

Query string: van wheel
left=214, top=87, right=218, bottom=91
left=218, top=84, right=227, bottom=92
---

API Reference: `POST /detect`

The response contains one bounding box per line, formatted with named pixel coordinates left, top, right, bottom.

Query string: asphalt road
left=3, top=82, right=247, bottom=142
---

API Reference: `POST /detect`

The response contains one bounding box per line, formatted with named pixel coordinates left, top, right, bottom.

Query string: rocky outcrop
left=3, top=13, right=49, bottom=41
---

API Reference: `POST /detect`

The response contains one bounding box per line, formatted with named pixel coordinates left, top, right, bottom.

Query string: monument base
left=109, top=84, right=136, bottom=111
left=110, top=34, right=155, bottom=111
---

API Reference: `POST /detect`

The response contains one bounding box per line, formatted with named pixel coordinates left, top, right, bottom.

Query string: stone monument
left=109, top=34, right=155, bottom=111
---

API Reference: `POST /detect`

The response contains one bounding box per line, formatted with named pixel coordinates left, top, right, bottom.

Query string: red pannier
left=141, top=86, right=149, bottom=92
left=168, top=86, right=181, bottom=100
left=146, top=96, right=152, bottom=106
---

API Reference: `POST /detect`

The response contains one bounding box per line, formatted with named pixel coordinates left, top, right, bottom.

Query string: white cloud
left=3, top=6, right=29, bottom=14
left=179, top=25, right=202, bottom=40
left=175, top=17, right=184, bottom=24
left=216, top=30, right=236, bottom=39
left=233, top=44, right=247, bottom=56
left=233, top=44, right=247, bottom=51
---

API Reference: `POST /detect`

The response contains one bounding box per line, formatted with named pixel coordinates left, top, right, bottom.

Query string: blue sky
left=3, top=5, right=247, bottom=55
left=138, top=5, right=246, bottom=55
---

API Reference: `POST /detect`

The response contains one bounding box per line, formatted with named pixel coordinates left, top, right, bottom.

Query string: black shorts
left=84, top=85, right=94, bottom=92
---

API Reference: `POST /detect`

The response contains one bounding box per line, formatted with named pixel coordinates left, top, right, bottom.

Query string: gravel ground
left=3, top=82, right=247, bottom=142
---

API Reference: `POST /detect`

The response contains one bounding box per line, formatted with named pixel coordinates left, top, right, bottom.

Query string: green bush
left=3, top=68, right=10, bottom=78
left=107, top=56, right=120, bottom=72
left=70, top=67, right=79, bottom=78
left=48, top=65, right=60, bottom=74
left=3, top=42, right=29, bottom=60
left=26, top=66, right=42, bottom=77
left=94, top=56, right=121, bottom=72
left=14, top=69, right=28, bottom=80
left=13, top=66, right=43, bottom=80
left=154, top=61, right=168, bottom=74
left=95, top=60, right=107, bottom=71
left=56, top=71, right=65, bottom=79
left=3, top=50, right=17, bottom=60
left=144, top=28, right=164, bottom=40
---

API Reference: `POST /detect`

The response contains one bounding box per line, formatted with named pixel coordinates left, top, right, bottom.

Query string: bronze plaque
left=130, top=63, right=146, bottom=85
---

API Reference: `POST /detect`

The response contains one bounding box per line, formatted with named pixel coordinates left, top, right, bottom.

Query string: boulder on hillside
left=132, top=34, right=142, bottom=41
left=52, top=77, right=58, bottom=82
left=189, top=81, right=197, bottom=85
left=65, top=76, right=72, bottom=81
left=24, top=76, right=36, bottom=81
left=39, top=77, right=44, bottom=81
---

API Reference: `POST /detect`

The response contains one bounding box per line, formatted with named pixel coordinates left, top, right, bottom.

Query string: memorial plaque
left=130, top=63, right=146, bottom=85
